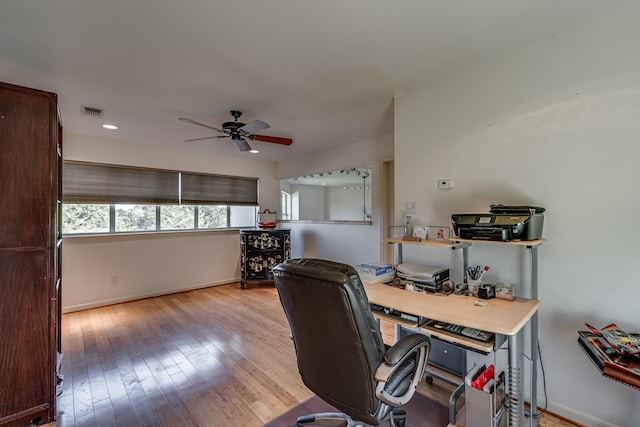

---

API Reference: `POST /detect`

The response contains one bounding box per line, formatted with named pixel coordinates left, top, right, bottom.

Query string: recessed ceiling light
left=249, top=149, right=259, bottom=154
left=103, top=124, right=118, bottom=130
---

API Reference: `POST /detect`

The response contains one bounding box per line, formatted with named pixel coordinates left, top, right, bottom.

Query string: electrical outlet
left=111, top=275, right=118, bottom=285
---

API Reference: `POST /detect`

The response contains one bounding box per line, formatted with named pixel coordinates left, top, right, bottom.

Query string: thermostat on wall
left=438, top=179, right=454, bottom=189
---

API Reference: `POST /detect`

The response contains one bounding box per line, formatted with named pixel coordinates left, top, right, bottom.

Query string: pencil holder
left=467, top=278, right=482, bottom=295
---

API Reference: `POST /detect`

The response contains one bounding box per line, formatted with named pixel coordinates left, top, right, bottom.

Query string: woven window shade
left=181, top=172, right=258, bottom=205
left=63, top=162, right=179, bottom=204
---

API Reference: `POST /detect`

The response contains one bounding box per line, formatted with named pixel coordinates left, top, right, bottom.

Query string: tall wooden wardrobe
left=0, top=82, right=62, bottom=426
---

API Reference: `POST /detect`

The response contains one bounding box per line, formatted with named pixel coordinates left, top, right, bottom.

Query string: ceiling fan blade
left=234, top=138, right=252, bottom=152
left=179, top=117, right=223, bottom=132
left=251, top=134, right=293, bottom=146
left=184, top=135, right=229, bottom=142
left=240, top=120, right=270, bottom=134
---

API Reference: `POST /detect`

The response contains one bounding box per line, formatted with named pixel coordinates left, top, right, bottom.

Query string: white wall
left=278, top=133, right=394, bottom=265
left=62, top=133, right=280, bottom=311
left=326, top=186, right=371, bottom=221
left=291, top=184, right=325, bottom=220
left=62, top=132, right=392, bottom=311
left=395, top=6, right=640, bottom=426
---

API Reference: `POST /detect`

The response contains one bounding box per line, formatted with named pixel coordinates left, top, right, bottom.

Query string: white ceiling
left=2, top=1, right=638, bottom=161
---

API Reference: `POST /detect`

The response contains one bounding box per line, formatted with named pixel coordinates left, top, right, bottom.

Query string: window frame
left=61, top=161, right=259, bottom=236
left=62, top=203, right=258, bottom=236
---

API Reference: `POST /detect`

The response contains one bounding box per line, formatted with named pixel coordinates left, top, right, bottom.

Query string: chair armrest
left=384, top=334, right=430, bottom=366
left=374, top=334, right=430, bottom=407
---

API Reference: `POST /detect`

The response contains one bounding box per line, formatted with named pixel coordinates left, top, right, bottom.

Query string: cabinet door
left=245, top=250, right=287, bottom=280
left=0, top=85, right=54, bottom=248
left=0, top=251, right=51, bottom=421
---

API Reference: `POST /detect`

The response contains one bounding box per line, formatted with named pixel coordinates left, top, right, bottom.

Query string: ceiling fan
left=179, top=110, right=293, bottom=152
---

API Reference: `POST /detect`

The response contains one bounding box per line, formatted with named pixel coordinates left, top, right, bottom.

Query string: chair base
left=293, top=409, right=406, bottom=427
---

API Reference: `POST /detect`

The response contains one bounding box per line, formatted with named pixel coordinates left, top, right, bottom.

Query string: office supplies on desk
left=355, top=262, right=395, bottom=283
left=495, top=284, right=516, bottom=300
left=468, top=265, right=489, bottom=281
left=451, top=204, right=544, bottom=241
left=478, top=284, right=496, bottom=300
left=396, top=262, right=449, bottom=292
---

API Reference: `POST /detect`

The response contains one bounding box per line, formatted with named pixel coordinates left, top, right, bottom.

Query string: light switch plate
left=404, top=201, right=417, bottom=214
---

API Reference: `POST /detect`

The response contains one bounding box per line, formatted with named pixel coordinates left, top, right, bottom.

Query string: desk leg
left=394, top=324, right=402, bottom=343
left=507, top=331, right=524, bottom=427
left=529, top=245, right=539, bottom=425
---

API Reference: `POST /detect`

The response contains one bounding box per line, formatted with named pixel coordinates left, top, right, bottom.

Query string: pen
left=477, top=266, right=489, bottom=280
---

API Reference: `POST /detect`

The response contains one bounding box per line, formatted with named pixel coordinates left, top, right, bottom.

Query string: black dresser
left=240, top=229, right=291, bottom=288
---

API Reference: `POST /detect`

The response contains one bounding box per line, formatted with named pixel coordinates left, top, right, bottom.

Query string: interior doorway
left=382, top=159, right=395, bottom=264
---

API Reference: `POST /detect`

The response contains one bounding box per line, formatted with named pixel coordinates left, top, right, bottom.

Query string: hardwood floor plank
left=47, top=283, right=579, bottom=427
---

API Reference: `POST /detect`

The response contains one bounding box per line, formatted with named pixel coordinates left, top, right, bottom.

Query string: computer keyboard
left=369, top=303, right=419, bottom=324
left=423, top=319, right=494, bottom=343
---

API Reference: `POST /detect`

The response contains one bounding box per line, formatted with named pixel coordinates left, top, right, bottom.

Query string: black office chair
left=273, top=258, right=430, bottom=427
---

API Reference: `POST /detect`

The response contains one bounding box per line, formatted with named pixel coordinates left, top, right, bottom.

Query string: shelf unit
left=384, top=237, right=466, bottom=425
left=0, top=82, right=61, bottom=426
left=385, top=235, right=544, bottom=426
left=451, top=237, right=544, bottom=425
left=383, top=237, right=462, bottom=270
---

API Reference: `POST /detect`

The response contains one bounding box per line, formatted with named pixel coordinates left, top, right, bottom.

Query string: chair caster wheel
left=390, top=408, right=406, bottom=427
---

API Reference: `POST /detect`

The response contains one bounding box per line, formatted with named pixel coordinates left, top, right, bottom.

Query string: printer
left=451, top=204, right=544, bottom=242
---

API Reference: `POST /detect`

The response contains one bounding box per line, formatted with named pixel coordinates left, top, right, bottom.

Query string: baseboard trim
left=62, top=278, right=239, bottom=313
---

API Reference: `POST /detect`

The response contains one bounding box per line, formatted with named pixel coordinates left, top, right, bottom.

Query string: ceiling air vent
left=81, top=105, right=104, bottom=118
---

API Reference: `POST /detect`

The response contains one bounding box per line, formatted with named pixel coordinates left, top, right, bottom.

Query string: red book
left=472, top=364, right=494, bottom=390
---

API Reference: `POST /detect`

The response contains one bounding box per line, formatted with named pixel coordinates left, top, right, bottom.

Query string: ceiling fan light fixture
left=180, top=110, right=292, bottom=152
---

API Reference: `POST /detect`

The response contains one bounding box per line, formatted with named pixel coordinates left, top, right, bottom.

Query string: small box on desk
left=355, top=262, right=395, bottom=283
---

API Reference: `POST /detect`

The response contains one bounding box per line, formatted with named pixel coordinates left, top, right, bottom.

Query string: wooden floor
left=48, top=283, right=580, bottom=427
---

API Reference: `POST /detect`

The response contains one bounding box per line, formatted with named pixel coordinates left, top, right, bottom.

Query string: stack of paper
left=354, top=262, right=395, bottom=283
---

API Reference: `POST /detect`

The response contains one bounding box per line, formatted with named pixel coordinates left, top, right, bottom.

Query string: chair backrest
left=273, top=258, right=386, bottom=423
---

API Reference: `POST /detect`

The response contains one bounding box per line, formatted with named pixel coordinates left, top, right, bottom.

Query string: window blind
left=63, top=161, right=258, bottom=206
left=181, top=172, right=258, bottom=205
left=63, top=162, right=180, bottom=204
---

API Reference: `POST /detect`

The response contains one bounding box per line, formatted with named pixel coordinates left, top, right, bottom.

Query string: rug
left=263, top=392, right=450, bottom=427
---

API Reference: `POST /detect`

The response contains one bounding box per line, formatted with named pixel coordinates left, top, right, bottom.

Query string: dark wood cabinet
left=0, top=82, right=61, bottom=426
left=240, top=229, right=291, bottom=288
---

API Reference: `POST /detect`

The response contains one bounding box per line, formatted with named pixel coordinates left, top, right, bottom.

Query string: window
left=61, top=161, right=259, bottom=235
left=230, top=206, right=257, bottom=227
left=61, top=204, right=110, bottom=234
left=115, top=204, right=156, bottom=232
left=198, top=205, right=227, bottom=229
left=161, top=205, right=195, bottom=230
left=281, top=191, right=291, bottom=220
left=62, top=204, right=256, bottom=234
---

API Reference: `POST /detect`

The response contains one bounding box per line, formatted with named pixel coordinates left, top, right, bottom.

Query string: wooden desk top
left=364, top=281, right=540, bottom=337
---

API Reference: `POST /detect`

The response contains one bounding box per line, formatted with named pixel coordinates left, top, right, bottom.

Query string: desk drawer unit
left=240, top=229, right=291, bottom=288
left=398, top=326, right=466, bottom=376
left=429, top=337, right=466, bottom=377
